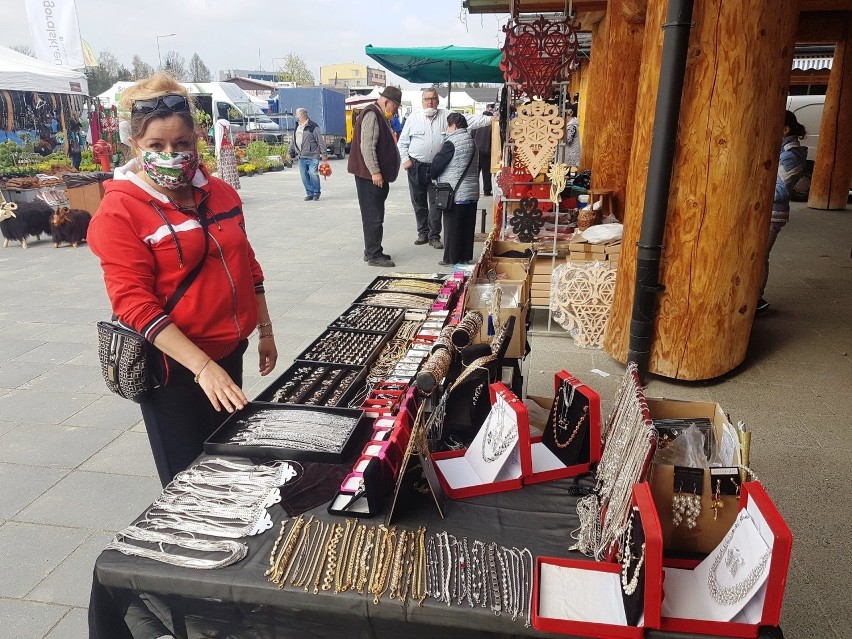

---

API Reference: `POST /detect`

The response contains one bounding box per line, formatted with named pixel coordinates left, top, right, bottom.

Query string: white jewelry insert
left=538, top=563, right=632, bottom=626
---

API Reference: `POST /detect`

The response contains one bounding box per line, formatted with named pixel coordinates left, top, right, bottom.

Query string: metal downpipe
left=627, top=0, right=695, bottom=382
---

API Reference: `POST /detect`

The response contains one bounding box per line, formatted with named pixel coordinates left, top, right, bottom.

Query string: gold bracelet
left=258, top=321, right=272, bottom=328
left=259, top=332, right=274, bottom=339
left=194, top=358, right=212, bottom=383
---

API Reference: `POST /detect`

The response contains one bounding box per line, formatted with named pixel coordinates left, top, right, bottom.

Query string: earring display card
left=254, top=361, right=367, bottom=407
left=204, top=402, right=367, bottom=464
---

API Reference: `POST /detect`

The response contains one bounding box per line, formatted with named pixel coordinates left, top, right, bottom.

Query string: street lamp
left=156, top=33, right=177, bottom=70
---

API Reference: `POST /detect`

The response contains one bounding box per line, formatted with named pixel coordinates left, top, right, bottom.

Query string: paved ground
left=0, top=162, right=849, bottom=638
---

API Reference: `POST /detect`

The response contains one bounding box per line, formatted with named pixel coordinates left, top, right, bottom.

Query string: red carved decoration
left=500, top=15, right=580, bottom=100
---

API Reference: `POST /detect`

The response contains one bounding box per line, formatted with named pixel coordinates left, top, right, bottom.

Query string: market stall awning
left=364, top=45, right=505, bottom=85
left=0, top=45, right=88, bottom=95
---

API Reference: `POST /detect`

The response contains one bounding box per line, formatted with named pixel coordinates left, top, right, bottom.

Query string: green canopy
left=365, top=45, right=505, bottom=85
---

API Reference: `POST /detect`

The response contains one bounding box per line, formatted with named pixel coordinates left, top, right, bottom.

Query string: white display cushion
left=662, top=510, right=772, bottom=622
left=539, top=563, right=629, bottom=625
left=463, top=393, right=520, bottom=485
left=329, top=493, right=371, bottom=515
left=530, top=441, right=568, bottom=473
left=435, top=448, right=523, bottom=490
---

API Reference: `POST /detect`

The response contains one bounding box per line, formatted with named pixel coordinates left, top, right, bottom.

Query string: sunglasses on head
left=131, top=94, right=190, bottom=115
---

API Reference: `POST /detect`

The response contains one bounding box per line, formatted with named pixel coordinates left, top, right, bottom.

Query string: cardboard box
left=465, top=282, right=528, bottom=359
left=533, top=483, right=663, bottom=638
left=524, top=371, right=602, bottom=484
left=659, top=482, right=792, bottom=637
left=65, top=182, right=102, bottom=214
left=646, top=397, right=739, bottom=554
left=432, top=383, right=531, bottom=498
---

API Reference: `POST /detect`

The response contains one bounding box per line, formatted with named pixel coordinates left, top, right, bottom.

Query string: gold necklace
left=554, top=405, right=588, bottom=449
left=357, top=527, right=376, bottom=594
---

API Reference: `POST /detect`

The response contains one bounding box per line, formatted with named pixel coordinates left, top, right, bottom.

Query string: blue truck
left=271, top=87, right=348, bottom=159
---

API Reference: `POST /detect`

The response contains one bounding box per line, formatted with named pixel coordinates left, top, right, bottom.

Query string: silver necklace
left=480, top=402, right=518, bottom=462
left=708, top=512, right=771, bottom=606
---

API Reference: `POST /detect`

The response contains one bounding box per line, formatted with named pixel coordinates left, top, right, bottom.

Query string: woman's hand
left=196, top=360, right=248, bottom=413
left=258, top=336, right=278, bottom=376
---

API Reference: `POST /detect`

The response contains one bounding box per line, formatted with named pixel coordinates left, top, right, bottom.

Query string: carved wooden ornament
left=509, top=100, right=564, bottom=179
left=509, top=197, right=545, bottom=242
left=550, top=261, right=617, bottom=348
left=501, top=15, right=580, bottom=100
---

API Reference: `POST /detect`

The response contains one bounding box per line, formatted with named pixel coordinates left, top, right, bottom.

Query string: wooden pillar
left=580, top=14, right=609, bottom=170
left=574, top=58, right=590, bottom=168
left=808, top=12, right=852, bottom=210
left=590, top=0, right=647, bottom=221
left=603, top=0, right=801, bottom=380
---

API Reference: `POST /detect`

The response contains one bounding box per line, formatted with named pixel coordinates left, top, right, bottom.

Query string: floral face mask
left=140, top=150, right=199, bottom=189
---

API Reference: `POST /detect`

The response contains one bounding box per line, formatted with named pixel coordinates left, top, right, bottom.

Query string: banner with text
left=25, top=0, right=85, bottom=69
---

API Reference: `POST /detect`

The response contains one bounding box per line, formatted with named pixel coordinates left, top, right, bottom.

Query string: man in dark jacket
left=347, top=87, right=402, bottom=267
left=471, top=108, right=493, bottom=196
left=291, top=108, right=328, bottom=201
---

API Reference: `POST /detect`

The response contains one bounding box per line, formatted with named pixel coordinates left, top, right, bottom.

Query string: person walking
left=398, top=87, right=494, bottom=249
left=88, top=74, right=278, bottom=487
left=471, top=108, right=493, bottom=196
left=67, top=120, right=85, bottom=170
left=347, top=87, right=402, bottom=267
left=430, top=113, right=479, bottom=267
left=564, top=104, right=581, bottom=170
left=290, top=108, right=328, bottom=201
left=757, top=109, right=808, bottom=313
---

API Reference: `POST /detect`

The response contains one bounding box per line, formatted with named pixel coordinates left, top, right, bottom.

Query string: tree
left=189, top=53, right=212, bottom=82
left=275, top=54, right=315, bottom=86
left=162, top=50, right=188, bottom=81
left=131, top=55, right=155, bottom=80
left=11, top=44, right=35, bottom=57
left=84, top=49, right=127, bottom=96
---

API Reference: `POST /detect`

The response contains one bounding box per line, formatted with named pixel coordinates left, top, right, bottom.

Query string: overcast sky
left=1, top=0, right=509, bottom=88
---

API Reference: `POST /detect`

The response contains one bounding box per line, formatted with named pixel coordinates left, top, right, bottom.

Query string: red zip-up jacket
left=88, top=163, right=264, bottom=362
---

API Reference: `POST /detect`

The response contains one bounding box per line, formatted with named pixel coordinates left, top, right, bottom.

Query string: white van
left=785, top=95, right=824, bottom=200
left=195, top=82, right=280, bottom=133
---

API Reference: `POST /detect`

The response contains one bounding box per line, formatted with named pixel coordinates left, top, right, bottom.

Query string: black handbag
left=434, top=151, right=475, bottom=212
left=97, top=206, right=210, bottom=403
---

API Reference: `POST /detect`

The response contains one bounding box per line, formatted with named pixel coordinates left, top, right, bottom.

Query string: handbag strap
left=452, top=150, right=476, bottom=194
left=150, top=199, right=211, bottom=315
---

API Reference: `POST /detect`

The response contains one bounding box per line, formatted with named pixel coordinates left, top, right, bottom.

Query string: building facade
left=320, top=63, right=386, bottom=88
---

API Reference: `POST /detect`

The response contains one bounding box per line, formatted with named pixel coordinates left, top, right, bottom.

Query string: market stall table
left=89, top=457, right=783, bottom=639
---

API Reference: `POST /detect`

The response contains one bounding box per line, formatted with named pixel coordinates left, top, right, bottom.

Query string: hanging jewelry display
left=508, top=100, right=564, bottom=179
left=672, top=486, right=701, bottom=529
left=572, top=364, right=655, bottom=560
left=500, top=15, right=580, bottom=100
left=550, top=260, right=617, bottom=348
left=509, top=197, right=546, bottom=242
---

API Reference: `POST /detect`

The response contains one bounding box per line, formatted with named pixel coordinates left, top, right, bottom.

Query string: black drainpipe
left=627, top=0, right=695, bottom=383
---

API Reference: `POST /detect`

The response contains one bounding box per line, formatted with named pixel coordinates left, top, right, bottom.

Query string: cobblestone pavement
left=0, top=163, right=849, bottom=638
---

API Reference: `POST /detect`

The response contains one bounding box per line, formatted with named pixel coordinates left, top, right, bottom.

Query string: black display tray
left=254, top=361, right=368, bottom=407
left=296, top=327, right=389, bottom=367
left=204, top=402, right=369, bottom=464
left=353, top=289, right=436, bottom=310
left=328, top=304, right=405, bottom=333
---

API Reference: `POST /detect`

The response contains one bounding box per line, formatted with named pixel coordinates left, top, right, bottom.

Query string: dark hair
left=447, top=112, right=468, bottom=129
left=784, top=110, right=806, bottom=139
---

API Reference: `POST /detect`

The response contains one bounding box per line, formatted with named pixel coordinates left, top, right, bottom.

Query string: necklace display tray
left=204, top=403, right=369, bottom=464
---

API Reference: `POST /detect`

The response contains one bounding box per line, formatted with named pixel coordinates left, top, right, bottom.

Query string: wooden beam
left=463, top=0, right=608, bottom=14
left=797, top=10, right=850, bottom=42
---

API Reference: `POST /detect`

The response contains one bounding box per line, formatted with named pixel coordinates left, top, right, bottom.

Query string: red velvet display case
left=533, top=483, right=663, bottom=638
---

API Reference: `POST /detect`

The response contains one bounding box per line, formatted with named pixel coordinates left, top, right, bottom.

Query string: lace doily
left=509, top=100, right=564, bottom=179
left=550, top=261, right=617, bottom=348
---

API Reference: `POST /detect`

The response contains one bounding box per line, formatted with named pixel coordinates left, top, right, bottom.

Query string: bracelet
left=258, top=322, right=272, bottom=328
left=194, top=358, right=212, bottom=384
left=259, top=332, right=274, bottom=339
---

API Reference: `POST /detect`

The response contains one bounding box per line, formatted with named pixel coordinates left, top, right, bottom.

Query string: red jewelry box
left=533, top=483, right=663, bottom=638
left=525, top=370, right=602, bottom=484
left=659, top=481, right=791, bottom=638
left=431, top=382, right=531, bottom=499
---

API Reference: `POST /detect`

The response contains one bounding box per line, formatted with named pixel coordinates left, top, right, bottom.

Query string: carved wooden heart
left=509, top=100, right=564, bottom=179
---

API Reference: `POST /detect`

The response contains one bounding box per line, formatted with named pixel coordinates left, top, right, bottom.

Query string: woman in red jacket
left=88, top=75, right=278, bottom=486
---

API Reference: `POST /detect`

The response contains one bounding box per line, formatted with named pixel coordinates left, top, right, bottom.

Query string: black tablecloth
left=89, top=457, right=782, bottom=639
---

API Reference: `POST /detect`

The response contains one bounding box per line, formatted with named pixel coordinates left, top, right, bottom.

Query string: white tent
left=0, top=45, right=88, bottom=95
